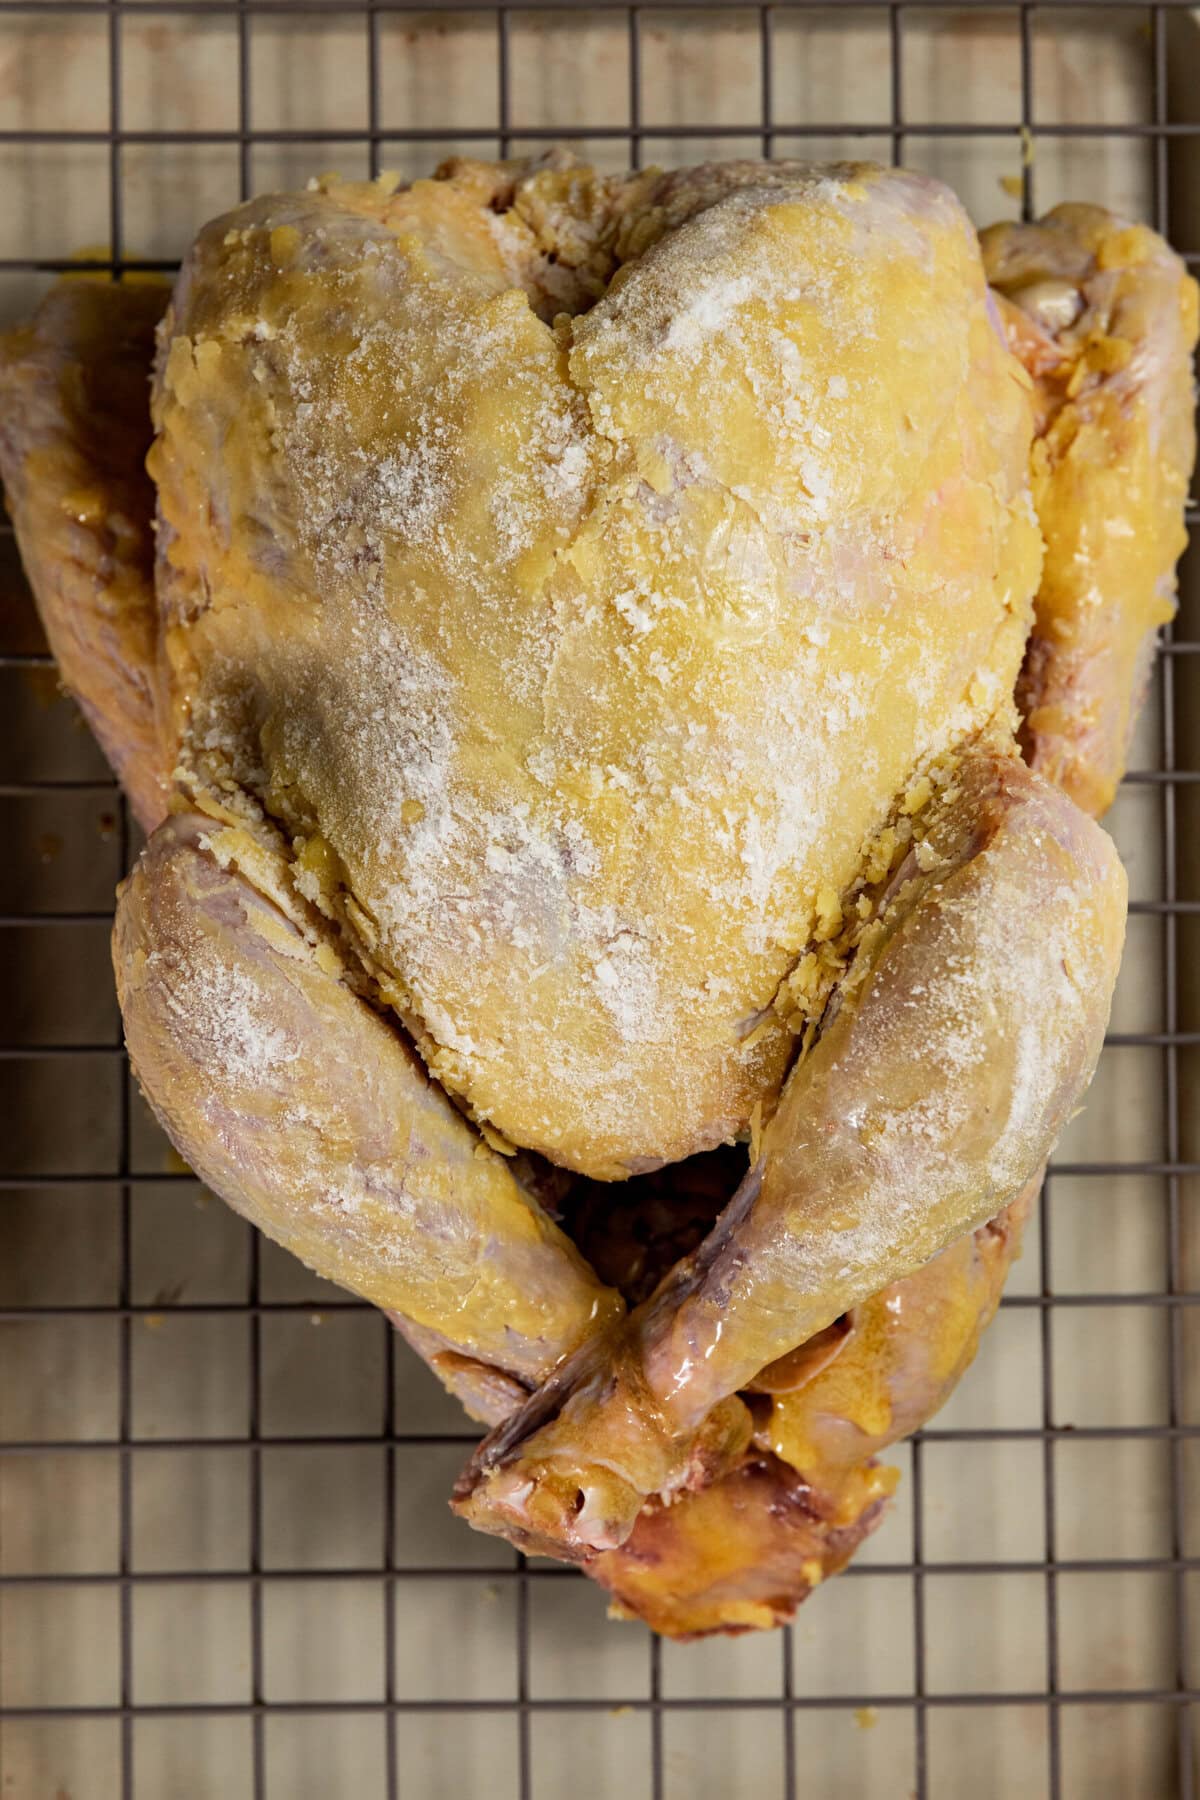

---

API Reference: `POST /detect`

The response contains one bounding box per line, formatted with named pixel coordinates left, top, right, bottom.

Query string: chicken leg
left=453, top=749, right=1124, bottom=1558
left=114, top=812, right=621, bottom=1398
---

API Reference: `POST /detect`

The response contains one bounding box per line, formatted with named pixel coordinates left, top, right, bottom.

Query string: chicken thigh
left=115, top=810, right=620, bottom=1394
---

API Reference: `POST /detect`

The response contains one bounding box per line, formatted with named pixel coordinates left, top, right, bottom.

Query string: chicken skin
left=1, top=156, right=1193, bottom=1636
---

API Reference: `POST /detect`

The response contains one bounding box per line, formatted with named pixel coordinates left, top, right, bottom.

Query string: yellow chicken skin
left=0, top=156, right=1190, bottom=1639
left=148, top=156, right=1040, bottom=1180
left=983, top=204, right=1199, bottom=817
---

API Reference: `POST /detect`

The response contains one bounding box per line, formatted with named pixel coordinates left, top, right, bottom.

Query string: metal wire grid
left=0, top=1, right=1197, bottom=1795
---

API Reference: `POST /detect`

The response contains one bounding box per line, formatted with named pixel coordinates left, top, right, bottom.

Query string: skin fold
left=1, top=160, right=1186, bottom=1636
left=983, top=204, right=1199, bottom=817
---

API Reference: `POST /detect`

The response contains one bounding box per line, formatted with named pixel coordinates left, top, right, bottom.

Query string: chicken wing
left=0, top=276, right=170, bottom=831
left=983, top=204, right=1199, bottom=817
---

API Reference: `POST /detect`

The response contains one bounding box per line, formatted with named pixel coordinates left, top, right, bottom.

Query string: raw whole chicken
left=2, top=155, right=1194, bottom=1637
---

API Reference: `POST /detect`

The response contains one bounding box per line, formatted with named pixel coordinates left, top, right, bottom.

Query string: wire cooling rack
left=1, top=3, right=1199, bottom=1797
